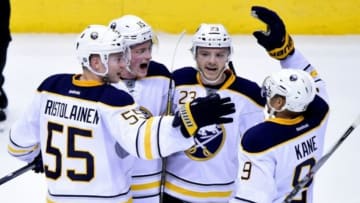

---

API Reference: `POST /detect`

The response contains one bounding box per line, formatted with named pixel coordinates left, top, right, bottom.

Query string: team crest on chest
left=186, top=124, right=226, bottom=160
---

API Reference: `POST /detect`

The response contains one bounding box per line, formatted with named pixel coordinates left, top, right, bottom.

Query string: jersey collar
left=72, top=74, right=104, bottom=87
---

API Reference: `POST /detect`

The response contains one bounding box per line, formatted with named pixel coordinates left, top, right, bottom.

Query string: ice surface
left=0, top=33, right=359, bottom=202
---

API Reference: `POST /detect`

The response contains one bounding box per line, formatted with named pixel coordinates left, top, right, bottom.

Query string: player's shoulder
left=229, top=76, right=265, bottom=106
left=38, top=73, right=134, bottom=107
left=100, top=85, right=135, bottom=107
left=172, top=66, right=198, bottom=85
left=241, top=121, right=300, bottom=153
left=241, top=111, right=329, bottom=153
left=147, top=60, right=171, bottom=78
left=37, top=73, right=73, bottom=92
left=173, top=66, right=197, bottom=76
left=305, top=95, right=330, bottom=123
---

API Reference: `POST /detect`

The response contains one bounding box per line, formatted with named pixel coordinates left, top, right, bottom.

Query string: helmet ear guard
left=75, top=25, right=130, bottom=77
left=261, top=69, right=316, bottom=113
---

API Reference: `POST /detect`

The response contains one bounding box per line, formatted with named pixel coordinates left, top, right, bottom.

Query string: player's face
left=195, top=47, right=230, bottom=84
left=107, top=52, right=129, bottom=83
left=124, top=40, right=152, bottom=79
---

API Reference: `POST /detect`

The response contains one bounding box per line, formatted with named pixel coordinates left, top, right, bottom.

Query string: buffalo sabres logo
left=90, top=31, right=99, bottom=40
left=110, top=22, right=117, bottom=30
left=289, top=74, right=298, bottom=81
left=186, top=124, right=225, bottom=161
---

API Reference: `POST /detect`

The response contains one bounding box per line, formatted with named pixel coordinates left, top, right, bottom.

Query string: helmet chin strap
left=264, top=105, right=277, bottom=119
left=265, top=99, right=286, bottom=119
left=125, top=65, right=136, bottom=75
left=118, top=46, right=133, bottom=77
left=122, top=65, right=142, bottom=80
left=198, top=66, right=226, bottom=85
left=86, top=55, right=111, bottom=82
left=87, top=63, right=108, bottom=78
left=100, top=63, right=110, bottom=83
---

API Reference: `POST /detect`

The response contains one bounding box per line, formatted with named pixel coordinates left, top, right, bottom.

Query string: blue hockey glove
left=251, top=6, right=295, bottom=60
left=173, top=93, right=235, bottom=137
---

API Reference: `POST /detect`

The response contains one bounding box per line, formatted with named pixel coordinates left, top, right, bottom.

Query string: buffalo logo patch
left=186, top=124, right=225, bottom=160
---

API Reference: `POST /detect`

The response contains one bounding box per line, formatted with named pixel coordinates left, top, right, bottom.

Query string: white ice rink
left=0, top=33, right=359, bottom=202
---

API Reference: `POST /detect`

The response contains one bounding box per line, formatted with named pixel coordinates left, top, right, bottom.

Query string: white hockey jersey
left=164, top=67, right=265, bottom=202
left=8, top=74, right=193, bottom=203
left=113, top=61, right=172, bottom=202
left=231, top=50, right=330, bottom=203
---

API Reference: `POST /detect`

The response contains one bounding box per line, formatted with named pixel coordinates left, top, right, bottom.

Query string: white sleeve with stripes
left=281, top=49, right=329, bottom=102
left=105, top=106, right=195, bottom=160
left=8, top=92, right=41, bottom=162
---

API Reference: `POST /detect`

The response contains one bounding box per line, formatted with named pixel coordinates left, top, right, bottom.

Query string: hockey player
left=163, top=22, right=266, bottom=203
left=108, top=15, right=171, bottom=203
left=230, top=7, right=330, bottom=203
left=231, top=68, right=329, bottom=203
left=7, top=25, right=235, bottom=203
left=163, top=5, right=317, bottom=203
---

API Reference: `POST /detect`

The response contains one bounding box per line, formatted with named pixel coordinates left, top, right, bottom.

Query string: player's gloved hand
left=31, top=153, right=44, bottom=173
left=173, top=93, right=235, bottom=137
left=251, top=6, right=295, bottom=60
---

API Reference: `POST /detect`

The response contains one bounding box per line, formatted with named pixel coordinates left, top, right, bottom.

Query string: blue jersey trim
left=38, top=74, right=135, bottom=107
left=147, top=61, right=171, bottom=78
left=242, top=95, right=329, bottom=153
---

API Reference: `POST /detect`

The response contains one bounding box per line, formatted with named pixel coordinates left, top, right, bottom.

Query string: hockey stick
left=165, top=30, right=186, bottom=115
left=283, top=113, right=360, bottom=203
left=160, top=30, right=187, bottom=203
left=0, top=162, right=36, bottom=186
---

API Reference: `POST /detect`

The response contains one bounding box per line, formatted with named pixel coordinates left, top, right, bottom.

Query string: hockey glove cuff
left=173, top=93, right=235, bottom=138
left=251, top=6, right=295, bottom=60
left=179, top=102, right=198, bottom=136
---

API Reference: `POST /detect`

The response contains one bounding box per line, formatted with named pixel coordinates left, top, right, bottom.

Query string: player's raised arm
left=251, top=5, right=329, bottom=102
